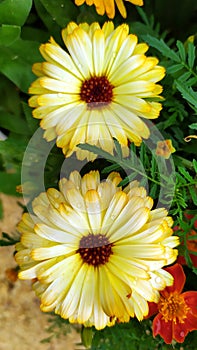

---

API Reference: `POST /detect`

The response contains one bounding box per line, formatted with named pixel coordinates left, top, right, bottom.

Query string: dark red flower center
left=158, top=292, right=190, bottom=323
left=77, top=233, right=113, bottom=266
left=80, top=76, right=114, bottom=106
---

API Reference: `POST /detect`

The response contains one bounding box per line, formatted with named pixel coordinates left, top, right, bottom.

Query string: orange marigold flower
left=147, top=263, right=197, bottom=344
left=155, top=139, right=175, bottom=159
left=75, top=0, right=143, bottom=19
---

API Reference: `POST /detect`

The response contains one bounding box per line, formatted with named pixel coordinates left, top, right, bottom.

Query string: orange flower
left=155, top=139, right=175, bottom=159
left=75, top=0, right=143, bottom=19
left=147, top=264, right=197, bottom=344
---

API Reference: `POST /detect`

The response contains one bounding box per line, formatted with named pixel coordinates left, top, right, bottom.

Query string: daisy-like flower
left=155, top=139, right=176, bottom=159
left=29, top=21, right=165, bottom=160
left=75, top=0, right=144, bottom=19
left=147, top=264, right=197, bottom=344
left=15, top=170, right=179, bottom=330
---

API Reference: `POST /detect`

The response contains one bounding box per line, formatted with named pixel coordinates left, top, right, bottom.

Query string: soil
left=0, top=193, right=84, bottom=350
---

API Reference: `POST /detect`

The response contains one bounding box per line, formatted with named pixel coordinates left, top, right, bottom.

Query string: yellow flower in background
left=15, top=170, right=179, bottom=330
left=155, top=139, right=176, bottom=159
left=75, top=0, right=144, bottom=19
left=29, top=21, right=165, bottom=160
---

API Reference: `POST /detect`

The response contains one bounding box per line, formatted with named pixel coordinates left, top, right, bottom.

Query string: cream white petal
left=113, top=244, right=165, bottom=259
left=42, top=62, right=82, bottom=84
left=110, top=102, right=149, bottom=136
left=101, top=191, right=128, bottom=234
left=40, top=77, right=81, bottom=94
left=37, top=254, right=81, bottom=283
left=77, top=265, right=95, bottom=322
left=131, top=291, right=149, bottom=320
left=31, top=244, right=75, bottom=260
left=108, top=34, right=138, bottom=79
left=93, top=29, right=105, bottom=76
left=66, top=28, right=93, bottom=78
left=58, top=263, right=89, bottom=319
left=85, top=190, right=102, bottom=234
left=59, top=203, right=90, bottom=233
left=107, top=206, right=150, bottom=240
left=104, top=24, right=129, bottom=75
left=41, top=42, right=83, bottom=79
left=114, top=81, right=156, bottom=95
left=34, top=222, right=80, bottom=243
left=109, top=55, right=146, bottom=84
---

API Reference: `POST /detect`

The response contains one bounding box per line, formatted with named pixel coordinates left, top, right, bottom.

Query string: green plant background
left=0, top=0, right=197, bottom=349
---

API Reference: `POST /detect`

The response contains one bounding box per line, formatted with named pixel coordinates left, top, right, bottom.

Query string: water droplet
left=155, top=276, right=161, bottom=284
left=23, top=255, right=29, bottom=262
left=180, top=331, right=185, bottom=337
left=60, top=3, right=64, bottom=7
left=12, top=55, right=18, bottom=60
left=78, top=63, right=82, bottom=69
left=52, top=17, right=56, bottom=21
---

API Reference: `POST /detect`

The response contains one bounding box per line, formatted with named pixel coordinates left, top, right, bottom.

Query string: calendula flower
left=147, top=264, right=197, bottom=344
left=75, top=0, right=143, bottom=19
left=15, top=170, right=179, bottom=330
left=29, top=21, right=165, bottom=160
left=155, top=139, right=176, bottom=159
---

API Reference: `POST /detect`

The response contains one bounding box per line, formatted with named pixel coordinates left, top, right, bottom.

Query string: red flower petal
left=176, top=255, right=186, bottom=266
left=163, top=263, right=185, bottom=294
left=173, top=321, right=189, bottom=343
left=183, top=291, right=197, bottom=316
left=153, top=314, right=173, bottom=344
left=146, top=302, right=158, bottom=318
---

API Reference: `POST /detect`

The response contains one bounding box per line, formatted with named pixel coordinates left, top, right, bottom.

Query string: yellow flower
left=75, top=0, right=144, bottom=19
left=15, top=170, right=179, bottom=330
left=155, top=139, right=176, bottom=159
left=29, top=22, right=165, bottom=160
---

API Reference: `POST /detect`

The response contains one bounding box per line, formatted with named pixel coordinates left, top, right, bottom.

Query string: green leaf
left=0, top=24, right=20, bottom=46
left=167, top=63, right=183, bottom=74
left=0, top=172, right=21, bottom=195
left=176, top=40, right=186, bottom=61
left=178, top=166, right=194, bottom=182
left=175, top=80, right=197, bottom=110
left=22, top=102, right=39, bottom=133
left=193, top=159, right=197, bottom=173
left=143, top=34, right=180, bottom=62
left=0, top=112, right=29, bottom=135
left=38, top=0, right=78, bottom=28
left=0, top=232, right=19, bottom=246
left=0, top=0, right=32, bottom=26
left=189, top=122, right=197, bottom=130
left=188, top=41, right=196, bottom=69
left=0, top=38, right=41, bottom=92
left=189, top=186, right=197, bottom=205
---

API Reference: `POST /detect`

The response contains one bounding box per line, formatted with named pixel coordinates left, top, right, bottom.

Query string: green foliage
left=0, top=1, right=197, bottom=349
left=0, top=231, right=20, bottom=246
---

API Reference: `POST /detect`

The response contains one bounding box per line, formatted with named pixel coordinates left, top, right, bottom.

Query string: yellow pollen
left=158, top=292, right=190, bottom=324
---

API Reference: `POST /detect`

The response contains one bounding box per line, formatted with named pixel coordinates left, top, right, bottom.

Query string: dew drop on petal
left=23, top=256, right=30, bottom=262
left=155, top=276, right=161, bottom=284
left=180, top=331, right=185, bottom=338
